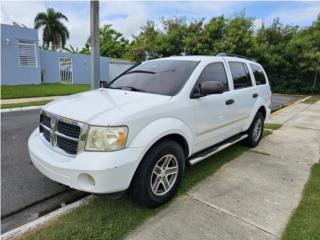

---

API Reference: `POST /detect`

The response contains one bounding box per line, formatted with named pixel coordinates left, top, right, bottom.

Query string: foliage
left=34, top=8, right=69, bottom=50
left=84, top=25, right=129, bottom=58
left=63, top=45, right=80, bottom=54
left=110, top=13, right=319, bottom=94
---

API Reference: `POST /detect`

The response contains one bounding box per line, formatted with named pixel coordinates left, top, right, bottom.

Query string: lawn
left=22, top=144, right=248, bottom=240
left=1, top=84, right=90, bottom=99
left=281, top=163, right=320, bottom=240
left=1, top=100, right=52, bottom=109
left=264, top=123, right=282, bottom=130
left=302, top=95, right=320, bottom=104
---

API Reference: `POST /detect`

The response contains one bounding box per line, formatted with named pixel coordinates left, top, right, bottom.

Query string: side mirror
left=200, top=81, right=224, bottom=96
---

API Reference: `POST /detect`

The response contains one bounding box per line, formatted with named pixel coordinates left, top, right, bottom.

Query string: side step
left=187, top=134, right=248, bottom=165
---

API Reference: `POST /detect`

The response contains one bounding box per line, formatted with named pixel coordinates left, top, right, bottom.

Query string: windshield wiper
left=125, top=70, right=155, bottom=75
left=108, top=86, right=146, bottom=93
left=120, top=86, right=146, bottom=92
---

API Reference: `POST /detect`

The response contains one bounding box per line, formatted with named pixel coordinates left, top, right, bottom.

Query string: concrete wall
left=109, top=59, right=135, bottom=81
left=1, top=24, right=41, bottom=85
left=1, top=24, right=134, bottom=85
left=40, top=50, right=109, bottom=84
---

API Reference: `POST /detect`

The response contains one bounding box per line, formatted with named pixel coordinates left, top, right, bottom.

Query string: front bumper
left=28, top=129, right=144, bottom=194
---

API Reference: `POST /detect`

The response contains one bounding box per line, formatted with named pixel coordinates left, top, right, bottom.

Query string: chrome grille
left=39, top=111, right=86, bottom=155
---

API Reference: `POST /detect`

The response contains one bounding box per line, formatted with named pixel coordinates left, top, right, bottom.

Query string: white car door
left=226, top=59, right=256, bottom=133
left=191, top=61, right=237, bottom=152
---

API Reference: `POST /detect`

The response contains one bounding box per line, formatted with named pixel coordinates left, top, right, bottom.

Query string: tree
left=64, top=45, right=79, bottom=53
left=128, top=21, right=160, bottom=61
left=34, top=8, right=69, bottom=50
left=85, top=25, right=128, bottom=59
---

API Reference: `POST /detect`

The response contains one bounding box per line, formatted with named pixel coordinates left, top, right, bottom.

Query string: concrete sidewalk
left=1, top=96, right=63, bottom=104
left=126, top=102, right=320, bottom=240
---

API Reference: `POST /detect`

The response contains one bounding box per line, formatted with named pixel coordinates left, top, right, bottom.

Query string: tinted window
left=109, top=60, right=199, bottom=96
left=229, top=62, right=252, bottom=89
left=250, top=64, right=266, bottom=85
left=197, top=62, right=229, bottom=91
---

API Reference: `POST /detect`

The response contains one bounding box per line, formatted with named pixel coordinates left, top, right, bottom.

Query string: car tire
left=243, top=111, right=264, bottom=148
left=130, top=139, right=185, bottom=208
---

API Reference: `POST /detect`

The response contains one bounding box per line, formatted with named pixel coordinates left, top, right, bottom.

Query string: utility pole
left=90, top=0, right=100, bottom=89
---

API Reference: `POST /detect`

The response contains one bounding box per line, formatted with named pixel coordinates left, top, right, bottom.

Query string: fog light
left=78, top=173, right=95, bottom=189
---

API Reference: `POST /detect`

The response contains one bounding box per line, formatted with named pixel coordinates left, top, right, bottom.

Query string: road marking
left=1, top=195, right=94, bottom=240
left=271, top=96, right=311, bottom=116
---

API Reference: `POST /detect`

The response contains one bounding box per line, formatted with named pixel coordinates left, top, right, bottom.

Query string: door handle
left=252, top=93, right=258, bottom=98
left=225, top=99, right=235, bottom=105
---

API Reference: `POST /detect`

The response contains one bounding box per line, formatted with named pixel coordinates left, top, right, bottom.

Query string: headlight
left=85, top=126, right=128, bottom=151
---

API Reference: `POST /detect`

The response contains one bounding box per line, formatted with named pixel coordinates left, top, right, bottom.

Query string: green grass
left=264, top=123, right=282, bottom=130
left=1, top=84, right=90, bottom=99
left=22, top=143, right=248, bottom=240
left=301, top=95, right=320, bottom=104
left=1, top=100, right=52, bottom=109
left=281, top=163, right=320, bottom=240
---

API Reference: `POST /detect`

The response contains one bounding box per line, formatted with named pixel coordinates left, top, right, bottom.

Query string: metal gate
left=59, top=57, right=73, bottom=84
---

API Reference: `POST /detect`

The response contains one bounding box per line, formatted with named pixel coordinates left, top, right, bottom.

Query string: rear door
left=225, top=59, right=256, bottom=133
left=192, top=61, right=237, bottom=152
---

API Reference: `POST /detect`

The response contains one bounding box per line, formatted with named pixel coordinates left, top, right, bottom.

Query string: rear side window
left=250, top=64, right=266, bottom=85
left=229, top=62, right=252, bottom=89
left=197, top=62, right=229, bottom=91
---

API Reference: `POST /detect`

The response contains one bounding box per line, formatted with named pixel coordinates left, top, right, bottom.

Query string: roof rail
left=216, top=52, right=256, bottom=62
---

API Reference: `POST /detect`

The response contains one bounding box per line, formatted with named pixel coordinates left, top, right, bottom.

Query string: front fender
left=129, top=118, right=194, bottom=157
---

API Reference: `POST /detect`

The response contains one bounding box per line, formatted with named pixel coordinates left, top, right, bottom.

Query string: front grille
left=39, top=112, right=82, bottom=155
left=57, top=135, right=78, bottom=155
left=40, top=114, right=51, bottom=128
left=57, top=121, right=80, bottom=139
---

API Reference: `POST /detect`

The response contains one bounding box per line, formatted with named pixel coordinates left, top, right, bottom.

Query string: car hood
left=42, top=88, right=171, bottom=125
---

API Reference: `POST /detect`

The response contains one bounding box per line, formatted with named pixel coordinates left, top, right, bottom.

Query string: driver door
left=192, top=61, right=237, bottom=152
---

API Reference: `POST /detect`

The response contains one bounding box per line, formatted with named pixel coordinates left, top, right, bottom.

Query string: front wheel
left=130, top=140, right=185, bottom=208
left=243, top=112, right=264, bottom=147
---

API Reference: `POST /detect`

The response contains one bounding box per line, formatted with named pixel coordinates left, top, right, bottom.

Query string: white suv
left=28, top=54, right=271, bottom=208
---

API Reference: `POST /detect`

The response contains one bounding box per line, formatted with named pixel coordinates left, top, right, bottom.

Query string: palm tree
left=34, top=8, right=69, bottom=50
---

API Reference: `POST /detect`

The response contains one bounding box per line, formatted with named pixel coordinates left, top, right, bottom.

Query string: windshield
left=109, top=60, right=199, bottom=96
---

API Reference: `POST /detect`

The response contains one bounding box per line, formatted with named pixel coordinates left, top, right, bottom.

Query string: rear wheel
left=130, top=140, right=185, bottom=208
left=243, top=111, right=264, bottom=147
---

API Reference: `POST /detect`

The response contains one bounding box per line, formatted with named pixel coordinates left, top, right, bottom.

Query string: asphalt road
left=0, top=93, right=305, bottom=232
left=1, top=109, right=66, bottom=218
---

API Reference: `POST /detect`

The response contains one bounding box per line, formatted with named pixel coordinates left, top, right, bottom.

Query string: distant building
left=1, top=23, right=132, bottom=85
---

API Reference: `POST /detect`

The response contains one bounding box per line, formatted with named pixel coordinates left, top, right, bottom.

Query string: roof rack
left=216, top=52, right=256, bottom=62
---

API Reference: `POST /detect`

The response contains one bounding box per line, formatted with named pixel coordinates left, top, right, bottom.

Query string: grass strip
left=281, top=163, right=320, bottom=240
left=22, top=144, right=248, bottom=240
left=1, top=84, right=90, bottom=99
left=1, top=100, right=52, bottom=109
left=301, top=95, right=320, bottom=104
left=264, top=123, right=282, bottom=130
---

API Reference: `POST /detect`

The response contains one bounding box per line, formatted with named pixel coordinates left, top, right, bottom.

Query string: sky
left=1, top=1, right=320, bottom=49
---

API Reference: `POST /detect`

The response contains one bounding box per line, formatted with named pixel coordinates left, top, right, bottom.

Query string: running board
left=188, top=134, right=248, bottom=166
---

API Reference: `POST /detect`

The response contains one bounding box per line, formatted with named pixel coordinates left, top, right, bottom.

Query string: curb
left=1, top=106, right=42, bottom=113
left=1, top=195, right=94, bottom=240
left=271, top=96, right=311, bottom=116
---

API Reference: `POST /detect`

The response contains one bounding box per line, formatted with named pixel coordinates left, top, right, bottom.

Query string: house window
left=18, top=40, right=37, bottom=68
